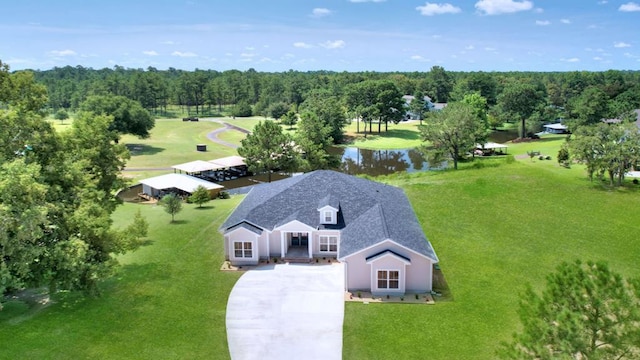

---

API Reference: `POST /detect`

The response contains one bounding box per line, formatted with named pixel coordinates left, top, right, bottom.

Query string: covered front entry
left=290, top=232, right=308, bottom=247
left=280, top=231, right=312, bottom=259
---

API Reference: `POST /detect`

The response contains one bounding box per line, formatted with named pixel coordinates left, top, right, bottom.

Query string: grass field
left=120, top=119, right=239, bottom=181
left=343, top=120, right=424, bottom=150
left=0, top=199, right=243, bottom=359
left=4, top=115, right=640, bottom=359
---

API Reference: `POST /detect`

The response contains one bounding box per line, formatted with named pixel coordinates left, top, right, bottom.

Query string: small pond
left=330, top=147, right=444, bottom=177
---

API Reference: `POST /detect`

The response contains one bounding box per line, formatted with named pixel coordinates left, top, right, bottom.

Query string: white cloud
left=416, top=2, right=462, bottom=16
left=294, top=42, right=313, bottom=49
left=161, top=40, right=175, bottom=45
left=475, top=0, right=533, bottom=15
left=561, top=57, right=580, bottom=63
left=614, top=41, right=632, bottom=48
left=410, top=55, right=428, bottom=61
left=594, top=56, right=604, bottom=61
left=311, top=8, right=332, bottom=17
left=49, top=49, right=76, bottom=57
left=320, top=40, right=346, bottom=49
left=535, top=20, right=551, bottom=26
left=484, top=47, right=497, bottom=51
left=560, top=18, right=571, bottom=24
left=142, top=50, right=158, bottom=56
left=619, top=2, right=640, bottom=11
left=240, top=53, right=255, bottom=58
left=171, top=51, right=197, bottom=57
left=349, top=0, right=386, bottom=2
left=245, top=46, right=255, bottom=50
left=465, top=45, right=475, bottom=50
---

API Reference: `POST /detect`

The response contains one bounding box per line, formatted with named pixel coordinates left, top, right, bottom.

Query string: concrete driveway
left=226, top=263, right=345, bottom=360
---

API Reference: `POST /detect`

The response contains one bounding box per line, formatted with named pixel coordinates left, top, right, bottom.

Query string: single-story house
left=402, top=95, right=447, bottom=120
left=139, top=173, right=224, bottom=199
left=219, top=170, right=439, bottom=296
left=543, top=123, right=569, bottom=134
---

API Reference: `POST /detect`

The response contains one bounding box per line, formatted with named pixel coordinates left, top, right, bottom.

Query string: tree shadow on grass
left=126, top=144, right=165, bottom=156
left=169, top=220, right=189, bottom=225
left=194, top=205, right=214, bottom=210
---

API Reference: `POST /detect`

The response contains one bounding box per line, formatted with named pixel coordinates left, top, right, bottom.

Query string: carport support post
left=280, top=233, right=285, bottom=258
left=307, top=232, right=312, bottom=259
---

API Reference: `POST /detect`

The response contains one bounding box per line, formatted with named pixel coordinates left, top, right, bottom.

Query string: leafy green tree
left=280, top=110, right=298, bottom=130
left=119, top=209, right=149, bottom=249
left=461, top=92, right=490, bottom=151
left=569, top=123, right=640, bottom=186
left=237, top=120, right=300, bottom=182
left=425, top=66, right=454, bottom=103
left=499, top=260, right=640, bottom=360
left=419, top=102, right=484, bottom=170
left=497, top=81, right=546, bottom=138
left=160, top=193, right=183, bottom=222
left=231, top=100, right=252, bottom=118
left=269, top=102, right=290, bottom=120
left=409, top=91, right=427, bottom=124
left=189, top=185, right=211, bottom=208
left=54, top=108, right=69, bottom=124
left=567, top=86, right=610, bottom=131
left=80, top=94, right=155, bottom=139
left=300, top=89, right=348, bottom=144
left=296, top=111, right=338, bottom=171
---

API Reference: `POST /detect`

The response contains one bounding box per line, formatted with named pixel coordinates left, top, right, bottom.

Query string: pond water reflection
left=330, top=147, right=442, bottom=177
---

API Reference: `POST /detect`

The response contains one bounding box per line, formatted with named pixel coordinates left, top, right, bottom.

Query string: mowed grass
left=120, top=119, right=238, bottom=181
left=344, top=120, right=424, bottom=149
left=343, top=160, right=640, bottom=359
left=0, top=198, right=243, bottom=359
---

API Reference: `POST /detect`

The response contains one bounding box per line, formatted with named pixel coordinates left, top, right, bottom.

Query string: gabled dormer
left=318, top=195, right=339, bottom=225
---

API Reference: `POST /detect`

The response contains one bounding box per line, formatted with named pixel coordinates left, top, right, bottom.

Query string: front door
left=291, top=232, right=308, bottom=246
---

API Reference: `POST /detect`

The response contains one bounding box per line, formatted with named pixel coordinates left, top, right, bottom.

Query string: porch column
left=307, top=232, right=312, bottom=259
left=280, top=232, right=286, bottom=258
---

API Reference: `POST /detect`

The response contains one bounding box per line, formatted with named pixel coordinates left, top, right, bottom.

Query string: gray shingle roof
left=219, top=170, right=438, bottom=261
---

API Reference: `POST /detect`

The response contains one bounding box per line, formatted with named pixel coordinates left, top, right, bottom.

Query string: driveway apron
left=226, top=263, right=345, bottom=360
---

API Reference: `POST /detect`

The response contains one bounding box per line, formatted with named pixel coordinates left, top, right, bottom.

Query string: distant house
left=402, top=95, right=447, bottom=120
left=603, top=109, right=640, bottom=130
left=219, top=170, right=439, bottom=296
left=543, top=123, right=569, bottom=134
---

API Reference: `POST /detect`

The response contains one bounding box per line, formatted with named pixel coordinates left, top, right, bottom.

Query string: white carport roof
left=477, top=142, right=508, bottom=149
left=139, top=173, right=223, bottom=193
left=209, top=155, right=246, bottom=168
left=543, top=123, right=568, bottom=130
left=172, top=160, right=225, bottom=173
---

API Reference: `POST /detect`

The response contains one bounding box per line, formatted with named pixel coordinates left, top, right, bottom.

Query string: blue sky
left=2, top=0, right=639, bottom=72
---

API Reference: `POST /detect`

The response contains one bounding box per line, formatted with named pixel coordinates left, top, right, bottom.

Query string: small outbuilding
left=475, top=142, right=508, bottom=156
left=139, top=173, right=223, bottom=199
left=543, top=123, right=569, bottom=134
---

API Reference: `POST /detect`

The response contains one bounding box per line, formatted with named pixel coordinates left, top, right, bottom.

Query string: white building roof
left=477, top=142, right=508, bottom=149
left=210, top=155, right=246, bottom=168
left=139, top=173, right=223, bottom=193
left=543, top=123, right=568, bottom=130
left=172, top=160, right=225, bottom=173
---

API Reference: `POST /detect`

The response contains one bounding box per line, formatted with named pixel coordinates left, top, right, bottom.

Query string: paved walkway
left=226, top=263, right=345, bottom=360
left=205, top=119, right=250, bottom=149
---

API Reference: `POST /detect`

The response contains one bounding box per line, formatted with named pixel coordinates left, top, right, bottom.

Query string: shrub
left=504, top=155, right=515, bottom=164
left=545, top=155, right=551, bottom=160
left=219, top=191, right=230, bottom=199
left=538, top=155, right=544, bottom=160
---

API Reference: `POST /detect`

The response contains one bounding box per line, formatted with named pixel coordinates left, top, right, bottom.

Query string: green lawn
left=344, top=120, right=424, bottom=149
left=0, top=198, right=243, bottom=359
left=121, top=119, right=239, bottom=181
left=343, top=159, right=640, bottom=359
left=3, top=120, right=639, bottom=359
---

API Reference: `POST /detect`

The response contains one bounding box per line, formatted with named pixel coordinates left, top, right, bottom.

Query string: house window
left=233, top=242, right=253, bottom=258
left=319, top=236, right=337, bottom=252
left=377, top=270, right=399, bottom=289
left=324, top=211, right=332, bottom=223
